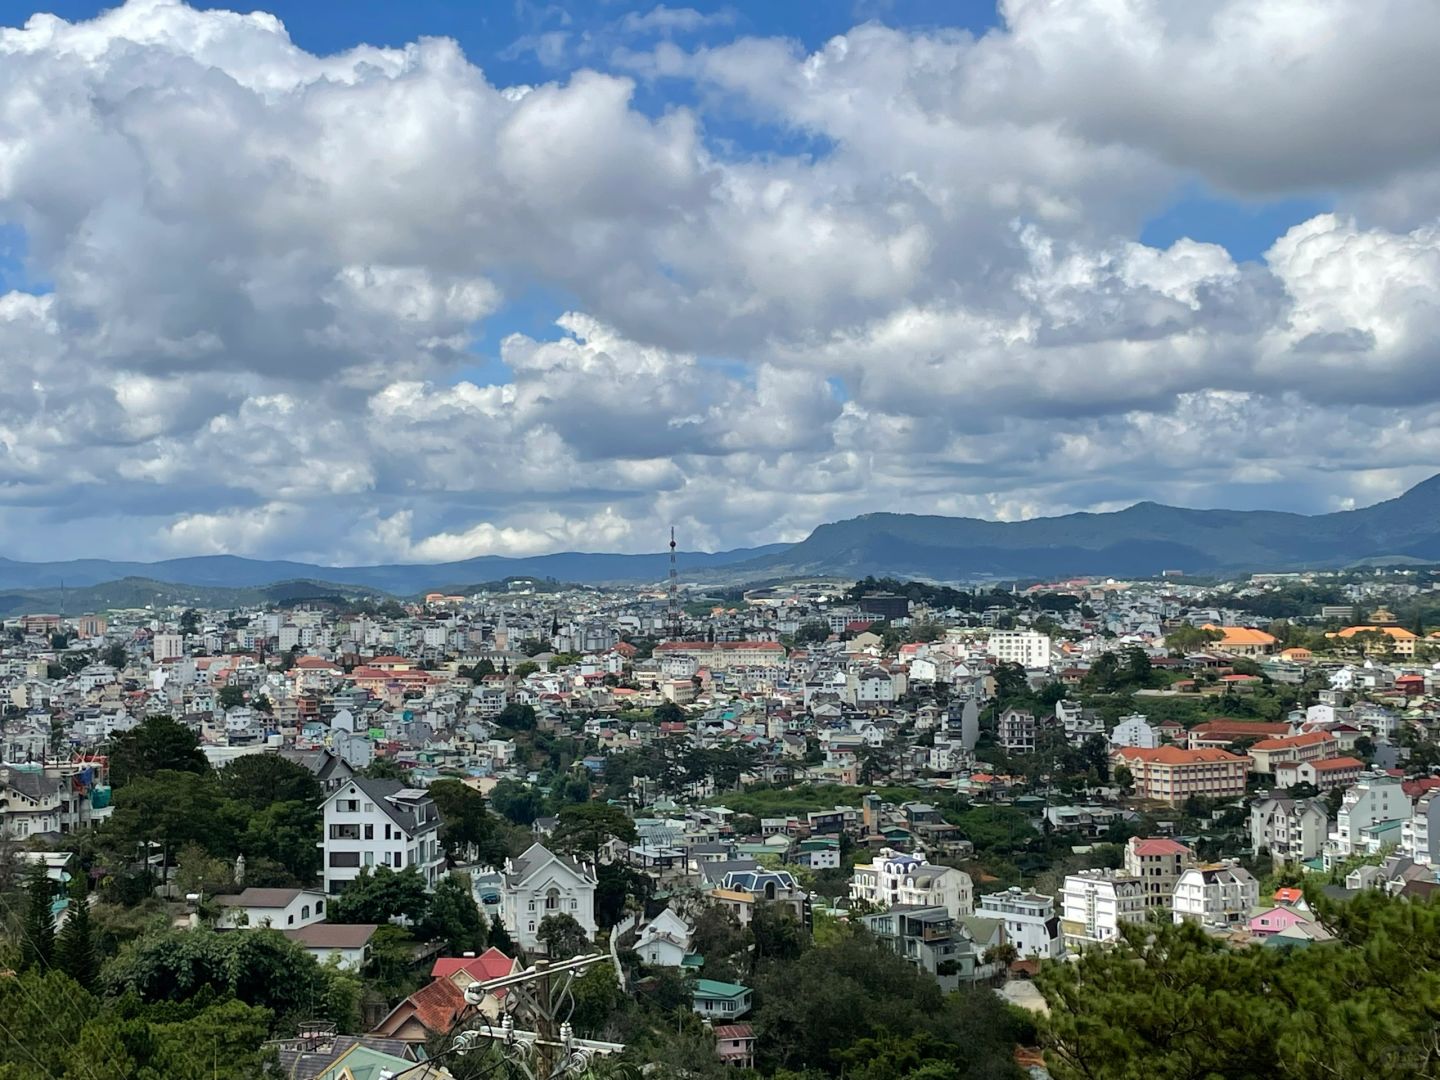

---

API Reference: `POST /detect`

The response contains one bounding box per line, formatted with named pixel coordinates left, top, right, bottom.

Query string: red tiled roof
left=712, top=1024, right=754, bottom=1040
left=405, top=976, right=467, bottom=1034
left=1129, top=838, right=1192, bottom=856
left=1310, top=756, right=1363, bottom=771
left=430, top=946, right=516, bottom=982
left=1250, top=732, right=1335, bottom=751
left=1116, top=745, right=1246, bottom=765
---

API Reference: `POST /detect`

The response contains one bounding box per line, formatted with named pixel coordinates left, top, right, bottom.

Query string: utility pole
left=433, top=953, right=624, bottom=1078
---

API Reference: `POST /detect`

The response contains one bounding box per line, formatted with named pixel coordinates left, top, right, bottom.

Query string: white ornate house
left=849, top=849, right=973, bottom=919
left=498, top=843, right=599, bottom=952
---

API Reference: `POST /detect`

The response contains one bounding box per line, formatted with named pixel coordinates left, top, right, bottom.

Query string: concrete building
left=499, top=843, right=598, bottom=953
left=153, top=632, right=184, bottom=663
left=321, top=778, right=444, bottom=895
left=214, top=886, right=329, bottom=930
left=1123, top=837, right=1197, bottom=913
left=1113, top=745, right=1248, bottom=804
left=1324, top=773, right=1410, bottom=869
left=1109, top=713, right=1158, bottom=750
left=1250, top=794, right=1329, bottom=865
left=850, top=849, right=973, bottom=919
left=987, top=631, right=1051, bottom=669
left=977, top=887, right=1064, bottom=959
left=1172, top=863, right=1259, bottom=927
left=997, top=708, right=1038, bottom=754
left=1060, top=869, right=1146, bottom=950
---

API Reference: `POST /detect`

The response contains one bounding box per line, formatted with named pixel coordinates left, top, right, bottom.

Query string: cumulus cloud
left=0, top=0, right=1438, bottom=563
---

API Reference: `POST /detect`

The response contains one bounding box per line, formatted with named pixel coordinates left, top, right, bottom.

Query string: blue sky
left=0, top=0, right=1432, bottom=562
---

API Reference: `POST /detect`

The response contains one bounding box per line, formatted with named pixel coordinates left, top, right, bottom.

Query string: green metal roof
left=694, top=979, right=750, bottom=1000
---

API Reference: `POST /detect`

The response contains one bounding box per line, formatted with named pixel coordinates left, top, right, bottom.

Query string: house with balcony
left=976, top=888, right=1063, bottom=959
left=850, top=849, right=973, bottom=919
left=1324, top=773, right=1410, bottom=870
left=1172, top=863, right=1258, bottom=927
left=321, top=778, right=445, bottom=895
left=1123, top=837, right=1197, bottom=913
left=1060, top=869, right=1146, bottom=950
left=692, top=980, right=752, bottom=1020
left=498, top=842, right=599, bottom=952
left=1250, top=794, right=1328, bottom=865
left=860, top=905, right=993, bottom=990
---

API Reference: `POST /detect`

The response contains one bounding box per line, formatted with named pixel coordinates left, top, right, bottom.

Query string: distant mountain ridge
left=3, top=476, right=1440, bottom=603
left=728, top=474, right=1440, bottom=580
left=0, top=545, right=790, bottom=593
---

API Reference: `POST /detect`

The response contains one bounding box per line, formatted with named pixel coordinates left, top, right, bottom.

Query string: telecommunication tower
left=667, top=526, right=682, bottom=641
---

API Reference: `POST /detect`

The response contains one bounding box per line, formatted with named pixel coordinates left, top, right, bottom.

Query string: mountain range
left=4, top=476, right=1440, bottom=609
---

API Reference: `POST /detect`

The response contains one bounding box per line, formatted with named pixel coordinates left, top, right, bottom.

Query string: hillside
left=3, top=476, right=1440, bottom=602
left=0, top=544, right=788, bottom=593
left=726, top=474, right=1440, bottom=580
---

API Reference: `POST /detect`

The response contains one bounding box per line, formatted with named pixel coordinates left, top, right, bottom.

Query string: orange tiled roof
left=1203, top=625, right=1277, bottom=646
left=1116, top=745, right=1245, bottom=765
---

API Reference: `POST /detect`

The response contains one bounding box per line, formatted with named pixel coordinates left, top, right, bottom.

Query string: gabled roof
left=323, top=777, right=439, bottom=836
left=371, top=977, right=467, bottom=1040
left=430, top=946, right=516, bottom=982
left=505, top=842, right=596, bottom=887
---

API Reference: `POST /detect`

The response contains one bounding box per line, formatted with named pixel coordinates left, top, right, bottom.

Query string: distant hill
left=0, top=577, right=389, bottom=618
left=0, top=545, right=789, bottom=594
left=721, top=474, right=1440, bottom=581
left=2, top=476, right=1438, bottom=608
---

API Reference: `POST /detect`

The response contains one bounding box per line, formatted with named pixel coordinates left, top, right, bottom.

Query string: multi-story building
left=1172, top=863, right=1259, bottom=927
left=709, top=867, right=810, bottom=928
left=860, top=906, right=990, bottom=990
left=1324, top=773, right=1410, bottom=869
left=977, top=887, right=1064, bottom=959
left=498, top=842, right=598, bottom=952
left=1403, top=792, right=1440, bottom=866
left=987, top=631, right=1051, bottom=669
left=1274, top=755, right=1364, bottom=792
left=1113, top=745, right=1248, bottom=804
left=1123, top=837, right=1197, bottom=912
left=1060, top=869, right=1146, bottom=950
left=850, top=849, right=973, bottom=919
left=1250, top=794, right=1328, bottom=865
left=1247, top=732, right=1336, bottom=775
left=651, top=641, right=786, bottom=672
left=997, top=708, right=1038, bottom=754
left=1109, top=713, right=1158, bottom=749
left=321, top=778, right=445, bottom=895
left=152, top=632, right=184, bottom=663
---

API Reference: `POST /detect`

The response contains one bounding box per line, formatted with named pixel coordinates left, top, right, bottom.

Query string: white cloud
left=0, top=0, right=1438, bottom=563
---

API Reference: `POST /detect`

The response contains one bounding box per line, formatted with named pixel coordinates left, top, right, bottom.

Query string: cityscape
left=2, top=2, right=1440, bottom=1080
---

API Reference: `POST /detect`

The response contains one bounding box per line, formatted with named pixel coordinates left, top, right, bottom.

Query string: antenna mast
left=667, top=526, right=681, bottom=641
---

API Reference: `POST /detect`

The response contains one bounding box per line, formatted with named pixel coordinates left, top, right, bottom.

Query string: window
left=364, top=824, right=374, bottom=840
left=545, top=888, right=560, bottom=911
left=393, top=851, right=403, bottom=867
left=287, top=915, right=295, bottom=925
left=329, top=852, right=360, bottom=868
left=363, top=802, right=375, bottom=812
left=301, top=905, right=310, bottom=919
left=385, top=824, right=392, bottom=840
left=316, top=900, right=324, bottom=913
left=364, top=851, right=374, bottom=866
left=338, top=799, right=359, bottom=813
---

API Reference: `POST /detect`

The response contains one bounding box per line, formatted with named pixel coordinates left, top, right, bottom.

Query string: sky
left=3, top=0, right=1440, bottom=565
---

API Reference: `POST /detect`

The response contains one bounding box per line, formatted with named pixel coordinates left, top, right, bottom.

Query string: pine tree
left=487, top=912, right=516, bottom=956
left=19, top=862, right=55, bottom=971
left=55, top=870, right=100, bottom=988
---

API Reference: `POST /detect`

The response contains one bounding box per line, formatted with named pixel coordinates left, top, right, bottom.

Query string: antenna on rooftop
left=667, top=526, right=682, bottom=641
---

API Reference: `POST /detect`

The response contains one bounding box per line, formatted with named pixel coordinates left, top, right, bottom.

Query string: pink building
left=1248, top=906, right=1311, bottom=936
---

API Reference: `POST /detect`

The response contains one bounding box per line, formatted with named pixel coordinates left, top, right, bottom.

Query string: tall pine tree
left=55, top=870, right=100, bottom=988
left=19, top=862, right=55, bottom=971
